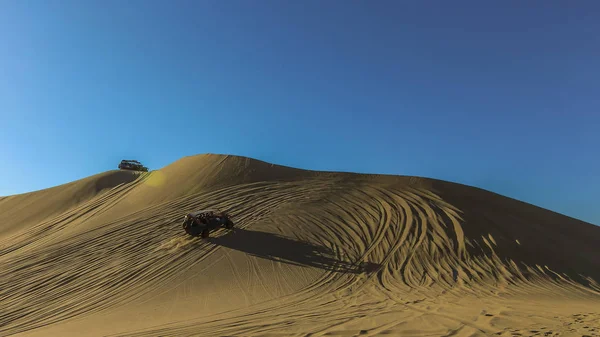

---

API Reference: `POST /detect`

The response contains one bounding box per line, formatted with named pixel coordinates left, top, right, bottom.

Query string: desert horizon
left=1, top=153, right=598, bottom=337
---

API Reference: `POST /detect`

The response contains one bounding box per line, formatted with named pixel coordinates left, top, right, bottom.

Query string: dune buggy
left=118, top=159, right=149, bottom=172
left=182, top=209, right=234, bottom=238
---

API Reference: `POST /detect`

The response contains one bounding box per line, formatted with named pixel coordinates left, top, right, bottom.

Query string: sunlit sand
left=1, top=154, right=598, bottom=337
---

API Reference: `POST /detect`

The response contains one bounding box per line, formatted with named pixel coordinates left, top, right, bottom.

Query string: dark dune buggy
left=182, top=209, right=234, bottom=238
left=118, top=159, right=149, bottom=172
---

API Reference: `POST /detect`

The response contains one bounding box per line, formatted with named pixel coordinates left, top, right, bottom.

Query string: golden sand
left=1, top=154, right=598, bottom=337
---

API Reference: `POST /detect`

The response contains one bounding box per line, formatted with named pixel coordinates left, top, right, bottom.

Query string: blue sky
left=1, top=1, right=598, bottom=225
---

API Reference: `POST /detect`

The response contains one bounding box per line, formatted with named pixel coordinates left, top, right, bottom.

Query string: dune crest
left=1, top=154, right=598, bottom=337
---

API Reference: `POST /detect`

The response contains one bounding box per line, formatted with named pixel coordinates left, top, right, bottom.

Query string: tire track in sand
left=0, top=180, right=336, bottom=336
left=3, top=178, right=599, bottom=337
left=110, top=182, right=600, bottom=337
left=0, top=172, right=150, bottom=260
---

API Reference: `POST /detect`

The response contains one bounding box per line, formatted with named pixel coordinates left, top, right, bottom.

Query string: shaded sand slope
left=1, top=154, right=599, bottom=337
left=0, top=170, right=141, bottom=239
left=432, top=180, right=600, bottom=289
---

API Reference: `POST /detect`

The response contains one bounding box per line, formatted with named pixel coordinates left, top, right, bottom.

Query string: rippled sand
left=1, top=154, right=598, bottom=337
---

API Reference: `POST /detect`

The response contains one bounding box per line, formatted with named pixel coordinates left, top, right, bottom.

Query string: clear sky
left=1, top=1, right=598, bottom=225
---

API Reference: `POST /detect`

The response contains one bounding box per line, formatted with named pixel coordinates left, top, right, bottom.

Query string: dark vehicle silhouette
left=118, top=160, right=148, bottom=172
left=182, top=209, right=234, bottom=238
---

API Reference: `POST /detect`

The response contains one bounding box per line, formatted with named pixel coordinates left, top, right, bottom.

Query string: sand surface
left=1, top=154, right=599, bottom=337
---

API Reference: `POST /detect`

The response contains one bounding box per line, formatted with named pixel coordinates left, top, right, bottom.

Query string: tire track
left=113, top=181, right=600, bottom=336
left=0, top=180, right=338, bottom=336
left=0, top=173, right=150, bottom=260
left=3, top=176, right=599, bottom=337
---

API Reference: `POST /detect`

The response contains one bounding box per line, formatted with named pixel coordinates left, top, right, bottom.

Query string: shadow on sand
left=207, top=228, right=380, bottom=274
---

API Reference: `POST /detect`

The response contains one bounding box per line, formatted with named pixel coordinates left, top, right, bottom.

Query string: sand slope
left=1, top=154, right=598, bottom=337
left=0, top=170, right=141, bottom=240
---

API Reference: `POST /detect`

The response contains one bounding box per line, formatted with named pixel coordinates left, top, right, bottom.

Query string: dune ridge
left=1, top=154, right=598, bottom=337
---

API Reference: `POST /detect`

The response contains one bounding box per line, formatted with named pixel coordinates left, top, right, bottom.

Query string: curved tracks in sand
left=1, top=178, right=598, bottom=336
left=112, top=181, right=599, bottom=337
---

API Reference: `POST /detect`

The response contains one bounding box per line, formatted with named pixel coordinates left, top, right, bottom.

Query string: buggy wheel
left=201, top=229, right=210, bottom=238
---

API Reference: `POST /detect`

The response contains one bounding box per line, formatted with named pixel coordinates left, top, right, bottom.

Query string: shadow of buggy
left=207, top=227, right=382, bottom=275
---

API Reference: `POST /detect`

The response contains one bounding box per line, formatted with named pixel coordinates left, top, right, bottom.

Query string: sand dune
left=1, top=154, right=598, bottom=337
left=0, top=170, right=141, bottom=240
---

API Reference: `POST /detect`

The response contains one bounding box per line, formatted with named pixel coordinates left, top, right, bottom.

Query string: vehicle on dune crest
left=182, top=209, right=235, bottom=238
left=118, top=159, right=149, bottom=172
